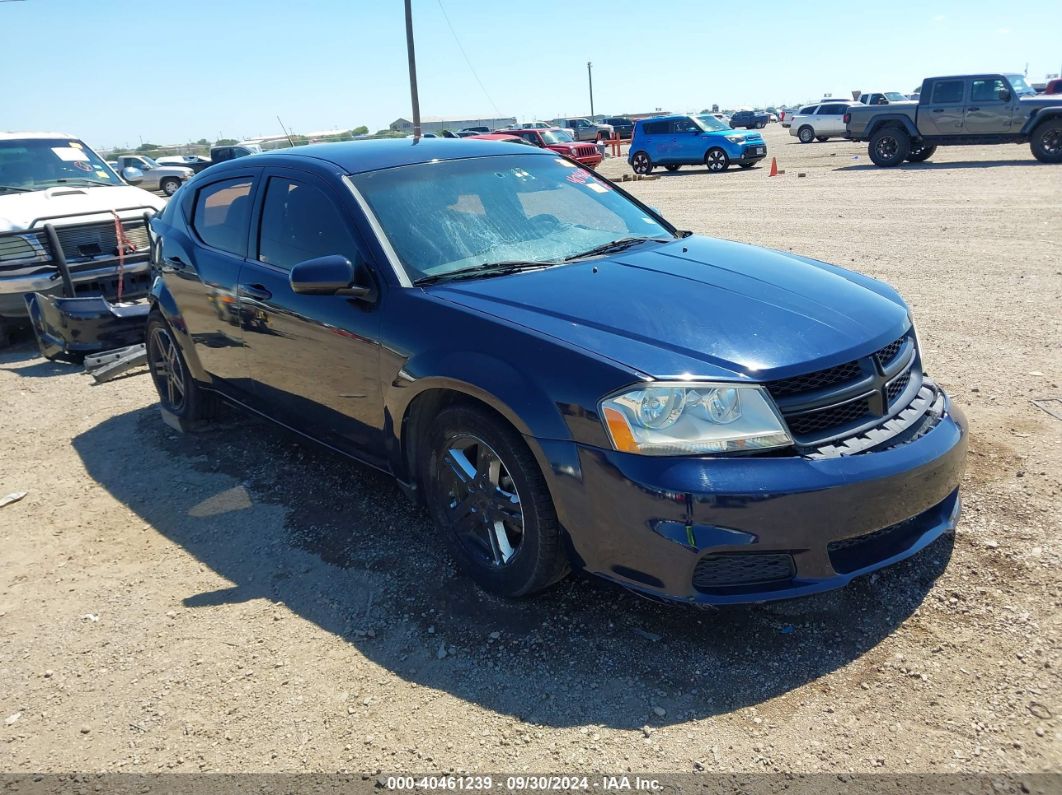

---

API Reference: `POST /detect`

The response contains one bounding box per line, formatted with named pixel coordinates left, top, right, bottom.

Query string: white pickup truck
left=0, top=132, right=166, bottom=349
left=111, top=154, right=193, bottom=196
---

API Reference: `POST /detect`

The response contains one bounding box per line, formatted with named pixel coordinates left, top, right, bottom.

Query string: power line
left=436, top=0, right=502, bottom=119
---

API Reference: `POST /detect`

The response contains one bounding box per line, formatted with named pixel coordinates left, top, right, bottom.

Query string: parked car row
left=628, top=114, right=767, bottom=174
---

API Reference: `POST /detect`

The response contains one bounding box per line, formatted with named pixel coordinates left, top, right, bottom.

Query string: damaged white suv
left=0, top=132, right=166, bottom=349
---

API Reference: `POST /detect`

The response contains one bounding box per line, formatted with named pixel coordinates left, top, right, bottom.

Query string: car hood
left=1019, top=95, right=1062, bottom=109
left=429, top=236, right=909, bottom=381
left=0, top=184, right=166, bottom=232
left=707, top=129, right=762, bottom=141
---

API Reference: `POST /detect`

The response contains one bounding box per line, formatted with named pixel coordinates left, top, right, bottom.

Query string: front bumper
left=0, top=260, right=152, bottom=318
left=734, top=143, right=768, bottom=165
left=539, top=396, right=967, bottom=605
left=576, top=154, right=604, bottom=168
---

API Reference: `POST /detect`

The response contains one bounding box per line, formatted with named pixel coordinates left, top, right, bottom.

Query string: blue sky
left=2, top=0, right=1058, bottom=148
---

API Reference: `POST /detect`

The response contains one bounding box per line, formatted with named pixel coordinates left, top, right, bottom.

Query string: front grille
left=576, top=145, right=597, bottom=158
left=768, top=359, right=863, bottom=397
left=55, top=221, right=150, bottom=262
left=876, top=334, right=907, bottom=367
left=886, top=370, right=911, bottom=403
left=693, top=553, right=795, bottom=592
left=785, top=396, right=873, bottom=436
left=766, top=331, right=919, bottom=445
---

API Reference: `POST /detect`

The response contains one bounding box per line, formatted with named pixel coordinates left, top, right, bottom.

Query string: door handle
left=932, top=108, right=944, bottom=113
left=967, top=106, right=980, bottom=112
left=238, top=283, right=272, bottom=301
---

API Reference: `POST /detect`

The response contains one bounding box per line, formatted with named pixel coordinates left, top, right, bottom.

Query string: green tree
left=350, top=125, right=368, bottom=136
left=136, top=142, right=160, bottom=152
left=215, top=138, right=238, bottom=146
left=196, top=138, right=210, bottom=146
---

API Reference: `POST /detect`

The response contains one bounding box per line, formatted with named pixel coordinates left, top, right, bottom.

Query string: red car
left=505, top=128, right=603, bottom=167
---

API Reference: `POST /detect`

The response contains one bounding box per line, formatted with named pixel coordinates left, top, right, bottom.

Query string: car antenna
left=276, top=115, right=296, bottom=149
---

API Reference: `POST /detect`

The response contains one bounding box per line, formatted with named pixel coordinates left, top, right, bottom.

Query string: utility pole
left=587, top=61, right=595, bottom=119
left=405, top=0, right=422, bottom=140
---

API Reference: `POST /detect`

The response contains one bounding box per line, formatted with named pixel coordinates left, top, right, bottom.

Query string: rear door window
left=642, top=121, right=669, bottom=136
left=930, top=80, right=964, bottom=104
left=192, top=177, right=254, bottom=256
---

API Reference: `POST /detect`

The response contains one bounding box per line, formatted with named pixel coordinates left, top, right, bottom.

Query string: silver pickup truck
left=845, top=73, right=1062, bottom=167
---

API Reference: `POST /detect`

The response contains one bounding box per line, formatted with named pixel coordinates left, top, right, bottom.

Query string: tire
left=739, top=163, right=754, bottom=169
left=816, top=136, right=829, bottom=142
left=420, top=404, right=569, bottom=598
left=146, top=313, right=213, bottom=421
left=906, top=143, right=938, bottom=163
left=0, top=319, right=9, bottom=351
left=705, top=148, right=730, bottom=172
left=160, top=178, right=181, bottom=197
left=664, top=164, right=681, bottom=172
left=631, top=151, right=653, bottom=174
left=757, top=122, right=766, bottom=129
left=868, top=126, right=911, bottom=167
left=797, top=126, right=815, bottom=144
left=1030, top=119, right=1062, bottom=164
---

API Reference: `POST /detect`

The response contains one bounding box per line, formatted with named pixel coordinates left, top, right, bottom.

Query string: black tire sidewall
left=1031, top=122, right=1062, bottom=164
left=798, top=126, right=814, bottom=143
left=146, top=313, right=204, bottom=421
left=869, top=128, right=911, bottom=167
left=420, top=405, right=566, bottom=598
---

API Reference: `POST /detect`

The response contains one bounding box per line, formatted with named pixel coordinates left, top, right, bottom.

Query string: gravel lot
left=1, top=124, right=1060, bottom=776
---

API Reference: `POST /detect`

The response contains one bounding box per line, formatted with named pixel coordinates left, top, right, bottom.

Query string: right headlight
left=600, top=382, right=792, bottom=456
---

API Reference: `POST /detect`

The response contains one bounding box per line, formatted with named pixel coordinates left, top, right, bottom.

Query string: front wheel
left=160, top=178, right=181, bottom=196
left=757, top=122, right=766, bottom=129
left=664, top=164, right=680, bottom=172
left=907, top=143, right=938, bottom=162
left=631, top=151, right=653, bottom=174
left=868, top=127, right=911, bottom=167
left=1030, top=120, right=1062, bottom=163
left=705, top=148, right=730, bottom=172
left=797, top=126, right=815, bottom=144
left=421, top=405, right=569, bottom=598
left=146, top=313, right=212, bottom=421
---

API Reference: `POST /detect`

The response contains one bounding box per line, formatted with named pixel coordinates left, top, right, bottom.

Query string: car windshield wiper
left=563, top=236, right=671, bottom=261
left=414, top=260, right=556, bottom=286
left=0, top=184, right=32, bottom=193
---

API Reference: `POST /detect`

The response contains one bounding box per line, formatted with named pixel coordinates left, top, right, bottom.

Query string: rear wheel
left=160, top=178, right=181, bottom=196
left=797, top=126, right=815, bottom=144
left=631, top=151, right=653, bottom=174
left=705, top=148, right=730, bottom=172
left=664, top=164, right=680, bottom=172
left=421, top=404, right=569, bottom=598
left=868, top=127, right=911, bottom=167
left=146, top=313, right=212, bottom=421
left=757, top=122, right=767, bottom=129
left=1030, top=119, right=1062, bottom=163
left=906, top=142, right=938, bottom=162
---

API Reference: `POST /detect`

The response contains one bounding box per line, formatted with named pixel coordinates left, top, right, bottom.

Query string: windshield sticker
left=52, top=147, right=90, bottom=162
left=68, top=141, right=84, bottom=149
left=553, top=158, right=576, bottom=168
left=95, top=170, right=110, bottom=179
left=71, top=160, right=93, bottom=172
left=566, top=170, right=591, bottom=185
left=586, top=182, right=609, bottom=193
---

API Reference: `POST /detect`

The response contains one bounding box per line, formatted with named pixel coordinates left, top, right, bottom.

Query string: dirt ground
left=1, top=124, right=1060, bottom=776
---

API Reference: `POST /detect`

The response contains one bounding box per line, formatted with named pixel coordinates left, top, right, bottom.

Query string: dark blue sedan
left=147, top=139, right=967, bottom=605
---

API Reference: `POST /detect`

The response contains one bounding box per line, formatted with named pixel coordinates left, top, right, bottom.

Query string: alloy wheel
left=1042, top=127, right=1062, bottom=156
left=875, top=135, right=899, bottom=160
left=148, top=325, right=187, bottom=412
left=632, top=152, right=651, bottom=174
left=706, top=149, right=727, bottom=171
left=437, top=434, right=524, bottom=567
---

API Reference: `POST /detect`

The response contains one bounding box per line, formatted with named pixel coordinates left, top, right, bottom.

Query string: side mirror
left=289, top=255, right=373, bottom=300
left=122, top=166, right=144, bottom=185
left=999, top=88, right=1011, bottom=102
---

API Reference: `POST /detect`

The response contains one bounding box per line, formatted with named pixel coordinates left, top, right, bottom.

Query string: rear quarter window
left=642, top=121, right=669, bottom=135
left=192, top=177, right=254, bottom=256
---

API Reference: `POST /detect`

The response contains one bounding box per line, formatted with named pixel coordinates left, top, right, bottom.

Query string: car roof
left=205, top=138, right=553, bottom=175
left=0, top=131, right=77, bottom=141
left=636, top=114, right=689, bottom=123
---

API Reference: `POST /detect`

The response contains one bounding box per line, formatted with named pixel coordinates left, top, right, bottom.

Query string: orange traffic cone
left=768, top=157, right=778, bottom=177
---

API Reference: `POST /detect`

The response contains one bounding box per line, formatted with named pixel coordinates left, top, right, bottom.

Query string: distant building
left=389, top=115, right=516, bottom=134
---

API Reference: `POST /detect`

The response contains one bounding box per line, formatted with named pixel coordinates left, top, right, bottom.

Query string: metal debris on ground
left=1031, top=398, right=1062, bottom=421
left=0, top=491, right=27, bottom=508
left=83, top=344, right=148, bottom=384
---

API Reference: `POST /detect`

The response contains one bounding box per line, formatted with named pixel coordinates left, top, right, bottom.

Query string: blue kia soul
left=629, top=114, right=768, bottom=174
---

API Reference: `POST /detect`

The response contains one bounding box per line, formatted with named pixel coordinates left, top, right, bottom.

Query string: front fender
left=1021, top=107, right=1062, bottom=136
left=149, top=275, right=210, bottom=383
